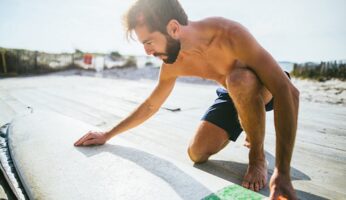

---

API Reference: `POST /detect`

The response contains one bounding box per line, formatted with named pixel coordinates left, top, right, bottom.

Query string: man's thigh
left=201, top=87, right=244, bottom=142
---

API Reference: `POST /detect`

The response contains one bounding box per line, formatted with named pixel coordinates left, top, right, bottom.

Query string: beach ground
left=0, top=69, right=345, bottom=199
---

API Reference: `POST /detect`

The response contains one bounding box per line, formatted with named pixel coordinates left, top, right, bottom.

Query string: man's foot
left=242, top=160, right=268, bottom=192
left=269, top=168, right=297, bottom=200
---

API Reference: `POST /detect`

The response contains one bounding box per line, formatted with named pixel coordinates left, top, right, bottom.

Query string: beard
left=154, top=34, right=181, bottom=64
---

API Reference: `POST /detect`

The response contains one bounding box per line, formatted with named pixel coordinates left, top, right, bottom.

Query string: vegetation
left=6, top=47, right=344, bottom=82
left=110, top=51, right=122, bottom=60
left=145, top=61, right=154, bottom=67
left=121, top=56, right=137, bottom=68
left=292, top=61, right=346, bottom=81
left=74, top=49, right=84, bottom=54
left=0, top=48, right=81, bottom=76
left=0, top=47, right=137, bottom=76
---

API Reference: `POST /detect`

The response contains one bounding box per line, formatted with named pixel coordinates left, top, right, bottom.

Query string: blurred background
left=0, top=0, right=345, bottom=79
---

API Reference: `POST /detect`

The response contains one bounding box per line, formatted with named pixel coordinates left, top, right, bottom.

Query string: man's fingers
left=82, top=138, right=100, bottom=146
left=74, top=134, right=89, bottom=146
left=74, top=132, right=93, bottom=146
left=74, top=131, right=106, bottom=146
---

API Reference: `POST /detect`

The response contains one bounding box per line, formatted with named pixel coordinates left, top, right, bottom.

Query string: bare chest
left=176, top=46, right=238, bottom=85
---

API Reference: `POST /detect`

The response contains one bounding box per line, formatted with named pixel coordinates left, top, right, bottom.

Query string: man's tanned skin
left=75, top=13, right=299, bottom=200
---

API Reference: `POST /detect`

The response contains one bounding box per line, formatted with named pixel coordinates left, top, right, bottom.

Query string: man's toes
left=254, top=182, right=260, bottom=191
left=259, top=180, right=264, bottom=190
left=249, top=182, right=255, bottom=191
left=242, top=181, right=250, bottom=189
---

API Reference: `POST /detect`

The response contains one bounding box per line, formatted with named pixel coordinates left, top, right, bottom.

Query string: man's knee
left=226, top=68, right=264, bottom=104
left=226, top=68, right=260, bottom=92
left=187, top=146, right=210, bottom=164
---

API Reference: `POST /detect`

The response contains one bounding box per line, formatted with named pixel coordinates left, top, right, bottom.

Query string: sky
left=0, top=0, right=345, bottom=62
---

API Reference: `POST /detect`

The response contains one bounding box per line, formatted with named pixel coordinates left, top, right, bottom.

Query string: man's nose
left=144, top=46, right=154, bottom=55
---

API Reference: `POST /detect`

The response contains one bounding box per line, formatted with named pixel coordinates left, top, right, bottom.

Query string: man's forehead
left=134, top=24, right=151, bottom=42
left=134, top=25, right=161, bottom=44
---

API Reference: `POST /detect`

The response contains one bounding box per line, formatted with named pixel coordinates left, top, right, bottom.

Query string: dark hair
left=123, top=0, right=188, bottom=39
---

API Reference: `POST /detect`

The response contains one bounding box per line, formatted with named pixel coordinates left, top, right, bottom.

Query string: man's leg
left=188, top=121, right=229, bottom=164
left=226, top=67, right=273, bottom=192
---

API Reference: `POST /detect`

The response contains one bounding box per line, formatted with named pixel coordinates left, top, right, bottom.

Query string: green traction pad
left=202, top=184, right=265, bottom=200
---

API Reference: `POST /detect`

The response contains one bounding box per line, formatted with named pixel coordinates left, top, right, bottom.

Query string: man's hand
left=269, top=169, right=297, bottom=200
left=74, top=131, right=108, bottom=146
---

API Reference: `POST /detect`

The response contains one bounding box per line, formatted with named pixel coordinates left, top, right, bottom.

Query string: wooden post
left=1, top=49, right=7, bottom=74
left=72, top=53, right=74, bottom=66
left=16, top=50, right=20, bottom=74
left=34, top=51, right=38, bottom=72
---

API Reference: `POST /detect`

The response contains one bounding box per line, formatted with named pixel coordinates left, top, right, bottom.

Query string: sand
left=49, top=67, right=346, bottom=106
left=0, top=67, right=345, bottom=199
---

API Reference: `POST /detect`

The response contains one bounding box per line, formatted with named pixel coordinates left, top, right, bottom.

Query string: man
left=74, top=0, right=299, bottom=199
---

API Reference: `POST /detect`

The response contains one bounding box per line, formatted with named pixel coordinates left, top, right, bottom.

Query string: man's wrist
left=104, top=131, right=114, bottom=141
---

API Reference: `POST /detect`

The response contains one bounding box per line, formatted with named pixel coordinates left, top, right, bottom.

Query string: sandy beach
left=292, top=78, right=346, bottom=106
left=0, top=68, right=345, bottom=199
left=50, top=67, right=346, bottom=106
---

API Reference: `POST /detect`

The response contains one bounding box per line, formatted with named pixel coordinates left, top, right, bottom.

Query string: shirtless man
left=74, top=0, right=299, bottom=199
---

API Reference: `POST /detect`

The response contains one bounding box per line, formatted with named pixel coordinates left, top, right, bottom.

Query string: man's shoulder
left=196, top=17, right=249, bottom=40
left=200, top=17, right=233, bottom=23
left=194, top=17, right=251, bottom=50
left=198, top=17, right=243, bottom=30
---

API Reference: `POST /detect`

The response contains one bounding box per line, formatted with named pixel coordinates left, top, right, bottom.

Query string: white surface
left=8, top=111, right=232, bottom=200
left=0, top=75, right=345, bottom=200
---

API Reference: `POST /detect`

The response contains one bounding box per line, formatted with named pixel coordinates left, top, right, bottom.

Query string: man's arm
left=104, top=70, right=177, bottom=140
left=229, top=23, right=299, bottom=198
left=74, top=65, right=177, bottom=146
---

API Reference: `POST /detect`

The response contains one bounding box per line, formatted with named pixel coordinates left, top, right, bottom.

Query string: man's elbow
left=291, top=85, right=300, bottom=104
left=273, top=83, right=300, bottom=103
left=284, top=84, right=300, bottom=110
left=290, top=85, right=300, bottom=100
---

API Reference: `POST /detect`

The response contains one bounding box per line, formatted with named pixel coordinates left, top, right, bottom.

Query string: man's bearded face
left=154, top=34, right=181, bottom=64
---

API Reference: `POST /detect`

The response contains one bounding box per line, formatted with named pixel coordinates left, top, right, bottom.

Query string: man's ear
left=166, top=20, right=180, bottom=39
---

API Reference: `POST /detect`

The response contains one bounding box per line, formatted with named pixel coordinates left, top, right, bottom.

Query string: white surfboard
left=8, top=111, right=194, bottom=199
left=7, top=111, right=265, bottom=200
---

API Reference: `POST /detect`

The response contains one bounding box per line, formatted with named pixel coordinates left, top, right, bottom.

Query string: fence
left=0, top=48, right=141, bottom=77
left=0, top=48, right=80, bottom=75
left=292, top=61, right=346, bottom=81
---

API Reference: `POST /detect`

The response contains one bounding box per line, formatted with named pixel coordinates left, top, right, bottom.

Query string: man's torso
left=161, top=17, right=250, bottom=87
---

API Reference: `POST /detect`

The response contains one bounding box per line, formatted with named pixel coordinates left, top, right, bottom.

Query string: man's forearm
left=273, top=86, right=299, bottom=174
left=105, top=100, right=159, bottom=140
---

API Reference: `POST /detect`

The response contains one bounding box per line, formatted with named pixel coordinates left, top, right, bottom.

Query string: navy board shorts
left=201, top=72, right=291, bottom=141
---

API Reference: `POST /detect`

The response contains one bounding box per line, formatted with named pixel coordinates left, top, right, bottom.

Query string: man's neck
left=179, top=21, right=201, bottom=52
